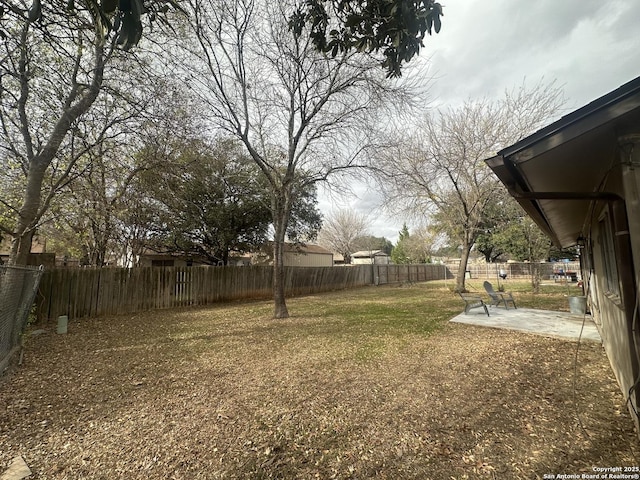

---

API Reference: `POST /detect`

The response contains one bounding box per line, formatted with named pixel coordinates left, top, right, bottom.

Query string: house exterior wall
left=589, top=216, right=637, bottom=411
left=373, top=255, right=390, bottom=265
left=583, top=166, right=640, bottom=433
left=0, top=252, right=56, bottom=268
left=621, top=135, right=640, bottom=295
left=620, top=136, right=640, bottom=433
left=351, top=257, right=370, bottom=265
left=0, top=236, right=54, bottom=267
left=283, top=252, right=333, bottom=267
left=138, top=256, right=189, bottom=268
left=486, top=80, right=640, bottom=439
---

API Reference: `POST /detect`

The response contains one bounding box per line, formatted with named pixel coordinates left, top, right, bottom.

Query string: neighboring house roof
left=486, top=75, right=640, bottom=248
left=257, top=242, right=333, bottom=255
left=251, top=243, right=333, bottom=267
left=283, top=243, right=333, bottom=255
left=351, top=250, right=389, bottom=258
left=138, top=249, right=215, bottom=265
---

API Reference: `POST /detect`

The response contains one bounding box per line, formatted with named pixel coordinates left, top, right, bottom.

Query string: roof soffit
left=487, top=77, right=640, bottom=248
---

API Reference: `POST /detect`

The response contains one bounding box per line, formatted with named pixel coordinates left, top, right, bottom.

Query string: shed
left=351, top=250, right=390, bottom=265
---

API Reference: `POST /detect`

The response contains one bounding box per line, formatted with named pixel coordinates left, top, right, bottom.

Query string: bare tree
left=180, top=0, right=415, bottom=317
left=376, top=81, right=565, bottom=291
left=1, top=1, right=128, bottom=265
left=391, top=223, right=438, bottom=264
left=0, top=0, right=178, bottom=266
left=43, top=138, right=151, bottom=266
left=317, top=209, right=370, bottom=263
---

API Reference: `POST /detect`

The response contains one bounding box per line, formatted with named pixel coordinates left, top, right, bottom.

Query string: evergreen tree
left=391, top=224, right=411, bottom=264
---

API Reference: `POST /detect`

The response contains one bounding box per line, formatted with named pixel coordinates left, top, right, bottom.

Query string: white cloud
left=426, top=0, right=640, bottom=107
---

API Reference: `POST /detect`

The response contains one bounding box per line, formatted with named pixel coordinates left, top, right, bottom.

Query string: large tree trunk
left=10, top=158, right=49, bottom=266
left=530, top=261, right=541, bottom=293
left=271, top=191, right=291, bottom=319
left=8, top=27, right=106, bottom=266
left=455, top=241, right=472, bottom=293
left=272, top=234, right=289, bottom=319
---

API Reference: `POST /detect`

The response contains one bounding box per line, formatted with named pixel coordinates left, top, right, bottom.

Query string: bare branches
left=317, top=208, right=370, bottom=263
left=175, top=0, right=417, bottom=316
left=373, top=79, right=565, bottom=290
left=0, top=0, right=176, bottom=264
left=378, top=80, right=565, bottom=219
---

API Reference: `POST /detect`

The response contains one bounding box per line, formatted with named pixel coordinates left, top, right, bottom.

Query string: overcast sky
left=318, top=0, right=640, bottom=244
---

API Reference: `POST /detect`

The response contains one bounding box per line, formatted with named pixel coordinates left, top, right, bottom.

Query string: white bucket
left=568, top=296, right=587, bottom=315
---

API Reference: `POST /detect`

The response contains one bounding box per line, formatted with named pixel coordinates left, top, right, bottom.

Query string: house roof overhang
left=486, top=76, right=640, bottom=249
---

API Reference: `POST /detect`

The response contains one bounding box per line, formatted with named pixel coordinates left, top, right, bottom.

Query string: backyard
left=1, top=280, right=638, bottom=479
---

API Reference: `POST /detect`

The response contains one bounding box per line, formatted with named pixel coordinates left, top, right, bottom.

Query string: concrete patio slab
left=450, top=306, right=602, bottom=343
left=1, top=456, right=31, bottom=480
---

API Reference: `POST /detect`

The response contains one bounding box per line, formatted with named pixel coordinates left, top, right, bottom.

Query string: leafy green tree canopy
left=391, top=223, right=434, bottom=264
left=137, top=138, right=322, bottom=265
left=474, top=192, right=521, bottom=263
left=137, top=138, right=271, bottom=265
left=492, top=217, right=551, bottom=264
left=289, top=0, right=443, bottom=77
left=391, top=224, right=410, bottom=264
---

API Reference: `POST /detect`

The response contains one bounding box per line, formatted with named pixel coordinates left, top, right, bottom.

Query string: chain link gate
left=0, top=264, right=44, bottom=372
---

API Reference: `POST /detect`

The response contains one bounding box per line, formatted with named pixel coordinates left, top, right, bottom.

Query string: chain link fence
left=0, top=264, right=44, bottom=372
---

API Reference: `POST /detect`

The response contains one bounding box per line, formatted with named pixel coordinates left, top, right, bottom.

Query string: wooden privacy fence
left=445, top=261, right=581, bottom=280
left=36, top=264, right=449, bottom=322
left=372, top=263, right=452, bottom=285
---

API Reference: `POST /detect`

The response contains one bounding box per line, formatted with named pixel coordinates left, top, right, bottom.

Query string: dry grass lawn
left=1, top=280, right=638, bottom=479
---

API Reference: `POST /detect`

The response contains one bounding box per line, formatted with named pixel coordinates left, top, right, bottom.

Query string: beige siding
left=283, top=252, right=333, bottom=267
left=587, top=186, right=639, bottom=431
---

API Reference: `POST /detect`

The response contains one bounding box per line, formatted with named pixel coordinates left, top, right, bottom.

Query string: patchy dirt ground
left=1, top=284, right=638, bottom=479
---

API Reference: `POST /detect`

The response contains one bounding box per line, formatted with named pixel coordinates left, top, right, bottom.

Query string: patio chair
left=483, top=281, right=517, bottom=309
left=459, top=292, right=489, bottom=316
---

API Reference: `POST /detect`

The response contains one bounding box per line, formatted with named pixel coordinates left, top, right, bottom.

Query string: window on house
left=599, top=211, right=621, bottom=299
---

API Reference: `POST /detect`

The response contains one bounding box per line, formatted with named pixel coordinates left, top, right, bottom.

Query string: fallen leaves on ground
left=0, top=284, right=638, bottom=479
